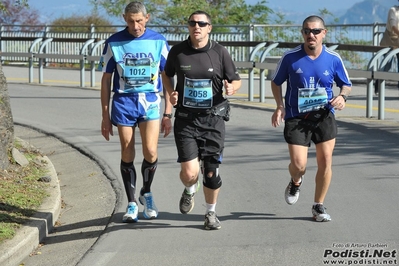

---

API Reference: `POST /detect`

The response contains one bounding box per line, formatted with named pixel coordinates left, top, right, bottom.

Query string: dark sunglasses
left=302, top=28, right=324, bottom=35
left=188, top=20, right=210, bottom=27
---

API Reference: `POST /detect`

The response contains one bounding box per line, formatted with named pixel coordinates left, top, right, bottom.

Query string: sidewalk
left=0, top=126, right=115, bottom=266
left=0, top=137, right=61, bottom=266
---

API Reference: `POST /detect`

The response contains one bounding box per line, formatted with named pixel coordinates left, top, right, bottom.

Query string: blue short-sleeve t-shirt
left=99, top=28, right=169, bottom=94
left=272, top=44, right=352, bottom=119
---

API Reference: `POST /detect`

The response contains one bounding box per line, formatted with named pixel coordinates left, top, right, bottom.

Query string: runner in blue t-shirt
left=99, top=2, right=173, bottom=223
left=271, top=15, right=352, bottom=222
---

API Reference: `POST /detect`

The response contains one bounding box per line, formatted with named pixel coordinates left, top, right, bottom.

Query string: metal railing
left=0, top=22, right=387, bottom=66
left=1, top=23, right=397, bottom=120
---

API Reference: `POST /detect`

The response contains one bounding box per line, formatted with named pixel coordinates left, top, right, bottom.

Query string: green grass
left=0, top=141, right=49, bottom=243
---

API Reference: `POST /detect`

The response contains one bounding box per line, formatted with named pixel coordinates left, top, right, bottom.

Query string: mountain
left=338, top=0, right=391, bottom=24
left=267, top=0, right=391, bottom=25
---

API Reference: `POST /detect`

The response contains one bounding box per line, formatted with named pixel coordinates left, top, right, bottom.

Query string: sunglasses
left=302, top=28, right=324, bottom=35
left=188, top=20, right=210, bottom=27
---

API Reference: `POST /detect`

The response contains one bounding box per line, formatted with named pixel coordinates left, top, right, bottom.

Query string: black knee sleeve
left=202, top=161, right=222, bottom=189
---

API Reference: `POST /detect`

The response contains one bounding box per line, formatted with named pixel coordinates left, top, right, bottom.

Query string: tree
left=0, top=0, right=30, bottom=170
left=0, top=0, right=27, bottom=10
left=90, top=0, right=273, bottom=31
left=0, top=0, right=40, bottom=30
left=0, top=62, right=13, bottom=170
left=50, top=13, right=116, bottom=33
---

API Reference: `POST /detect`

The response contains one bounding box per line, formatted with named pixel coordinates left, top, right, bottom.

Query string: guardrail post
left=79, top=39, right=95, bottom=87
left=248, top=63, right=255, bottom=101
left=37, top=38, right=53, bottom=84
left=28, top=54, right=34, bottom=83
left=90, top=60, right=96, bottom=87
left=248, top=42, right=268, bottom=101
left=366, top=79, right=374, bottom=118
left=376, top=47, right=399, bottom=120
left=29, top=53, right=34, bottom=83
left=80, top=58, right=85, bottom=87
left=365, top=47, right=391, bottom=118
left=28, top=38, right=43, bottom=83
left=39, top=57, right=44, bottom=83
left=88, top=40, right=105, bottom=87
left=378, top=80, right=385, bottom=120
left=258, top=43, right=279, bottom=102
left=259, top=67, right=266, bottom=102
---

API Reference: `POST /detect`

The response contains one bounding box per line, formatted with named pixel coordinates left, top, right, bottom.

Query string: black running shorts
left=173, top=109, right=225, bottom=163
left=283, top=111, right=337, bottom=147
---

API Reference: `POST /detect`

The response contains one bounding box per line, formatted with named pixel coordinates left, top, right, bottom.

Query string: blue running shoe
left=123, top=202, right=138, bottom=223
left=139, top=191, right=158, bottom=219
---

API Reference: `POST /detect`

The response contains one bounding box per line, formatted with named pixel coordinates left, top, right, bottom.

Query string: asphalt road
left=5, top=66, right=399, bottom=265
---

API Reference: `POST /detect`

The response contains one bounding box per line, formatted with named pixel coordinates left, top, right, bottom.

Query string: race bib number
left=123, top=58, right=152, bottom=88
left=298, top=87, right=328, bottom=113
left=182, top=78, right=213, bottom=108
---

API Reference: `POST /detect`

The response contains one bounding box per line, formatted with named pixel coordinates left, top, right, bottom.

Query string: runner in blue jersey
left=163, top=11, right=241, bottom=230
left=99, top=2, right=173, bottom=223
left=271, top=15, right=352, bottom=222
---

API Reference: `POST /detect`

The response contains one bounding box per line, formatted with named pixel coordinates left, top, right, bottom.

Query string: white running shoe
left=285, top=177, right=303, bottom=205
left=122, top=202, right=138, bottom=223
left=139, top=191, right=158, bottom=219
left=312, top=204, right=332, bottom=222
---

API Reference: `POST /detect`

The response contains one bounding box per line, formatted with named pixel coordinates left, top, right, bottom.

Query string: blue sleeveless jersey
left=99, top=28, right=169, bottom=94
left=272, top=44, right=352, bottom=119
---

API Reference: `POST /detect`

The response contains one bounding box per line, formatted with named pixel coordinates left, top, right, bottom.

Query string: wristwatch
left=163, top=113, right=172, bottom=119
left=340, top=94, right=348, bottom=102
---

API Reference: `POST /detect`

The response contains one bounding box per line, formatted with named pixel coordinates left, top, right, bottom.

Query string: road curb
left=0, top=138, right=61, bottom=266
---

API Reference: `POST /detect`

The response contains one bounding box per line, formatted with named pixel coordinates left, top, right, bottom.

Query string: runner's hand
left=224, top=80, right=234, bottom=96
left=271, top=106, right=285, bottom=127
left=101, top=118, right=113, bottom=141
left=161, top=117, right=172, bottom=138
left=170, top=91, right=179, bottom=106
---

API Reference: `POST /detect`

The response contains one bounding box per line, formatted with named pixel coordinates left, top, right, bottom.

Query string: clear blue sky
left=31, top=0, right=366, bottom=24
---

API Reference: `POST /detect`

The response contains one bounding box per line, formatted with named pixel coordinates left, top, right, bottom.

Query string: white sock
left=314, top=202, right=323, bottom=206
left=206, top=203, right=216, bottom=213
left=292, top=176, right=302, bottom=185
left=186, top=182, right=198, bottom=194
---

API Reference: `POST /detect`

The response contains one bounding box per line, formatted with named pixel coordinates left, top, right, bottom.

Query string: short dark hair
left=302, top=15, right=325, bottom=28
left=125, top=1, right=147, bottom=16
left=188, top=11, right=212, bottom=24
